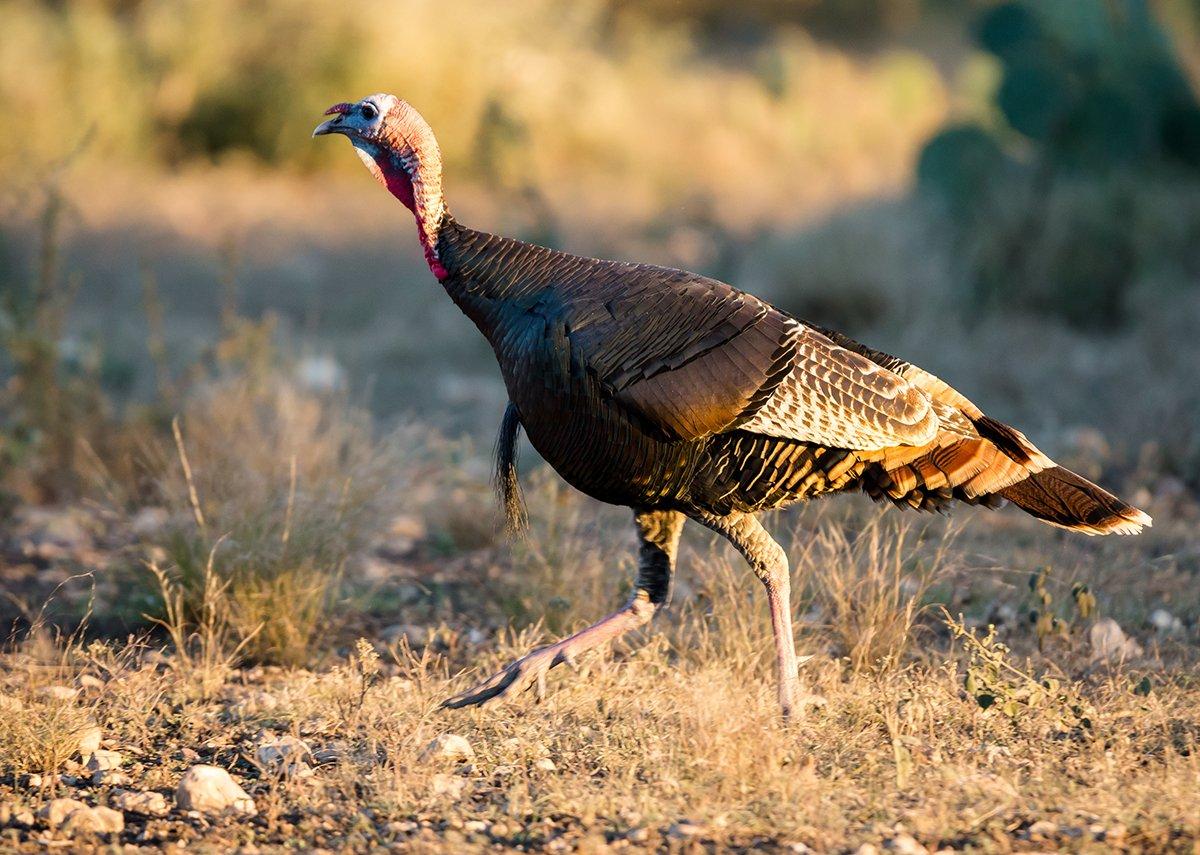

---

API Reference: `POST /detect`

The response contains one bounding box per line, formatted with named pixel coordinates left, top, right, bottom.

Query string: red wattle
left=374, top=155, right=448, bottom=281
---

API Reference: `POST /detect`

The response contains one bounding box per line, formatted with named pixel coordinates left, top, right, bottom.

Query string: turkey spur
left=314, top=94, right=1150, bottom=719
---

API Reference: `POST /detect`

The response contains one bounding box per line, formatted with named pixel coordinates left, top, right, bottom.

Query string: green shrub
left=917, top=0, right=1200, bottom=329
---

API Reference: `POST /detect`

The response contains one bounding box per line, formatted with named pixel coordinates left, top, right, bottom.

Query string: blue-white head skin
left=314, top=93, right=447, bottom=278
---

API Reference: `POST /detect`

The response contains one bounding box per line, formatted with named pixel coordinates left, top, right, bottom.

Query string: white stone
left=112, top=789, right=169, bottom=817
left=1089, top=618, right=1143, bottom=662
left=77, top=726, right=102, bottom=756
left=533, top=757, right=557, bottom=772
left=667, top=821, right=706, bottom=839
left=1149, top=608, right=1183, bottom=635
left=175, top=765, right=256, bottom=816
left=419, top=734, right=475, bottom=763
left=92, top=769, right=131, bottom=787
left=61, top=805, right=124, bottom=835
left=885, top=833, right=928, bottom=854
left=39, top=798, right=87, bottom=827
left=380, top=624, right=428, bottom=646
left=430, top=773, right=465, bottom=798
left=130, top=507, right=170, bottom=538
left=296, top=354, right=345, bottom=392
left=85, top=750, right=123, bottom=772
left=255, top=736, right=314, bottom=778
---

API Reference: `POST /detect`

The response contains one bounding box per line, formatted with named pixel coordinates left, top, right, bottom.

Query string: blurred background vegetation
left=2, top=0, right=1200, bottom=643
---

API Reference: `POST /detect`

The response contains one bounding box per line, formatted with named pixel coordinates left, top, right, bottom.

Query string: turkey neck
left=433, top=217, right=559, bottom=337
left=362, top=147, right=448, bottom=280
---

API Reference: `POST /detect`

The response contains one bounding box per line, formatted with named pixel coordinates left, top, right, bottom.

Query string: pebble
left=255, top=736, right=314, bottom=778
left=313, top=741, right=349, bottom=764
left=666, top=821, right=705, bottom=839
left=42, top=685, right=78, bottom=701
left=430, top=773, right=466, bottom=798
left=85, top=749, right=123, bottom=772
left=175, top=765, right=257, bottom=816
left=92, top=769, right=132, bottom=787
left=1027, top=820, right=1059, bottom=839
left=1149, top=608, right=1184, bottom=635
left=1090, top=618, right=1143, bottom=661
left=39, top=798, right=88, bottom=827
left=380, top=624, right=429, bottom=646
left=77, top=726, right=103, bottom=756
left=533, top=757, right=557, bottom=772
left=419, top=733, right=475, bottom=763
left=113, top=789, right=169, bottom=817
left=61, top=805, right=124, bottom=835
left=885, top=833, right=928, bottom=854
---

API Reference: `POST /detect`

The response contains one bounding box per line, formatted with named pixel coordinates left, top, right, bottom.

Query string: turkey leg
left=441, top=509, right=683, bottom=708
left=691, top=511, right=823, bottom=721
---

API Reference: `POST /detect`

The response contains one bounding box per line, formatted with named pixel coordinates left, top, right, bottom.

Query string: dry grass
left=1, top=396, right=1198, bottom=849
left=146, top=342, right=406, bottom=666
left=1, top=544, right=1197, bottom=851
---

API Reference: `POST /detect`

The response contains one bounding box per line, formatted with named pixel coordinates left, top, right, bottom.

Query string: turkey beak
left=312, top=116, right=346, bottom=138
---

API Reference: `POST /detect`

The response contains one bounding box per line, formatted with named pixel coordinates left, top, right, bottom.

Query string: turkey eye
left=360, top=103, right=378, bottom=120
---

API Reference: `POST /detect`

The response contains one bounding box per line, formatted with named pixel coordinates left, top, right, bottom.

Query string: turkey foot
left=441, top=597, right=654, bottom=708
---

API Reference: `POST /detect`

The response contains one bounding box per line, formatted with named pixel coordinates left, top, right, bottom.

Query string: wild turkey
left=314, top=95, right=1151, bottom=719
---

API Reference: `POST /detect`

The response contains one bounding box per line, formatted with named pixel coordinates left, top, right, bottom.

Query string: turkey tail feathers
left=495, top=401, right=529, bottom=535
left=998, top=465, right=1152, bottom=536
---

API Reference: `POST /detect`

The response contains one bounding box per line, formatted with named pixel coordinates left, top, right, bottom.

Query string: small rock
left=388, top=819, right=419, bottom=834
left=884, top=833, right=928, bottom=854
left=25, top=774, right=43, bottom=789
left=419, top=734, right=475, bottom=763
left=1090, top=618, right=1143, bottom=662
left=130, top=507, right=170, bottom=538
left=430, top=773, right=466, bottom=798
left=313, top=741, right=349, bottom=764
left=112, top=789, right=169, bottom=817
left=77, top=674, right=104, bottom=690
left=61, top=805, right=124, bottom=835
left=666, top=821, right=705, bottom=839
left=255, top=736, right=314, bottom=778
left=41, top=685, right=77, bottom=701
left=39, top=798, right=88, bottom=827
left=380, top=624, right=429, bottom=647
left=77, top=726, right=103, bottom=756
left=296, top=354, right=345, bottom=393
left=627, top=827, right=651, bottom=843
left=1027, top=820, right=1059, bottom=839
left=786, top=843, right=815, bottom=854
left=533, top=757, right=557, bottom=772
left=464, top=820, right=489, bottom=833
left=176, top=765, right=257, bottom=816
left=1149, top=609, right=1184, bottom=636
left=854, top=845, right=880, bottom=855
left=85, top=750, right=123, bottom=772
left=92, top=769, right=131, bottom=787
left=0, top=693, right=25, bottom=711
